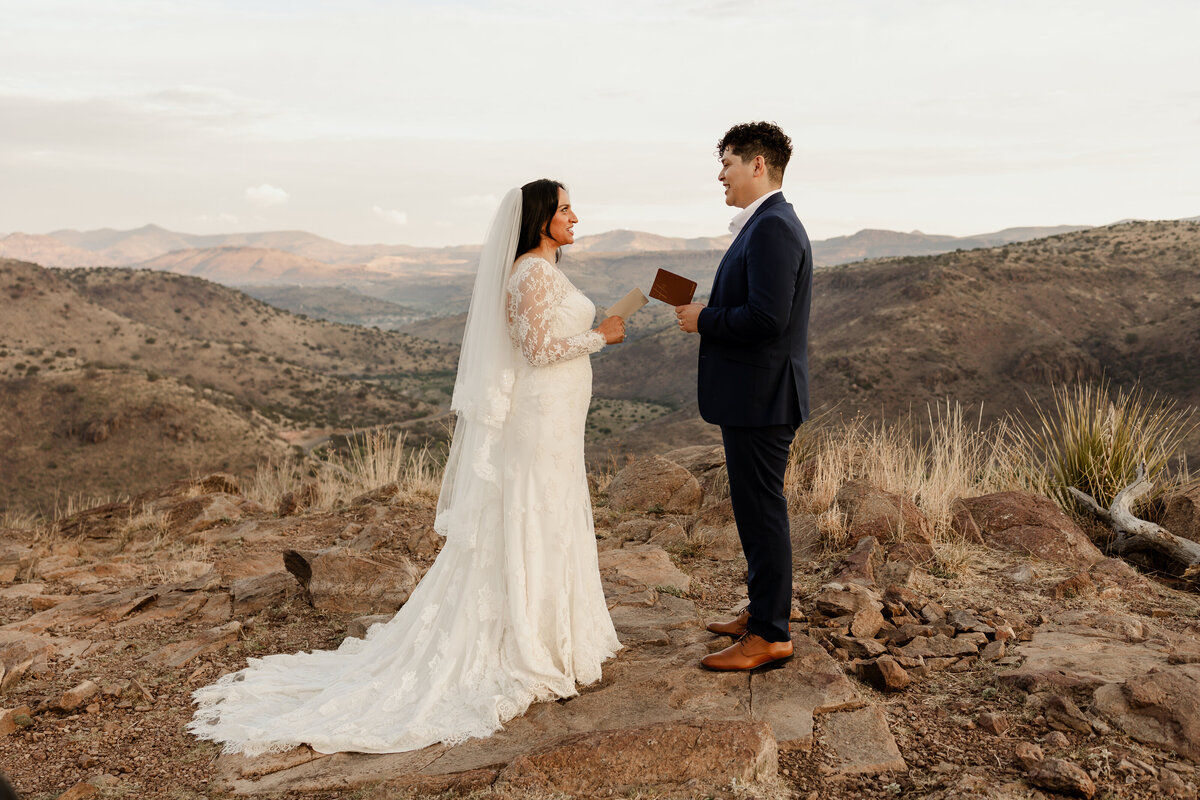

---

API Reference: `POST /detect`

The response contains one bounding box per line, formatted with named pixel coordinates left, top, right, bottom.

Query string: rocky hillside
left=1, top=448, right=1198, bottom=798
left=0, top=260, right=458, bottom=515
left=589, top=220, right=1200, bottom=461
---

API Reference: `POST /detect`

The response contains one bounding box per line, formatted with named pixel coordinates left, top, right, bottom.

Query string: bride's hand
left=595, top=315, right=625, bottom=344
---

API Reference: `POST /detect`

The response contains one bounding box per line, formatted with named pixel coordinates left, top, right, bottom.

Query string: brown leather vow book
left=648, top=268, right=697, bottom=306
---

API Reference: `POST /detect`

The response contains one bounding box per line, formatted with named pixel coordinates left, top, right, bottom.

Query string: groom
left=676, top=121, right=812, bottom=671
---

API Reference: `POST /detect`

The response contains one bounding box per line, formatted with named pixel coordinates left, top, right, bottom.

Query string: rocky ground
left=2, top=448, right=1200, bottom=799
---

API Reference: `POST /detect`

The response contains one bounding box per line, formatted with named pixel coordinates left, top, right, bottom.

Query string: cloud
left=245, top=184, right=289, bottom=207
left=372, top=205, right=408, bottom=225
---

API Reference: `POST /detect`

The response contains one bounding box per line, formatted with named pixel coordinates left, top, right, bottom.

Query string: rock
left=1043, top=731, right=1070, bottom=749
left=1092, top=664, right=1200, bottom=761
left=1014, top=741, right=1044, bottom=769
left=1088, top=557, right=1153, bottom=594
left=598, top=546, right=690, bottom=593
left=1161, top=482, right=1200, bottom=544
left=750, top=635, right=864, bottom=749
left=880, top=624, right=936, bottom=646
left=645, top=521, right=689, bottom=549
left=1027, top=758, right=1096, bottom=798
left=835, top=480, right=934, bottom=561
left=55, top=679, right=100, bottom=711
left=350, top=483, right=401, bottom=506
left=814, top=585, right=881, bottom=618
left=1, top=705, right=32, bottom=736
left=978, top=712, right=1009, bottom=735
left=606, top=456, right=704, bottom=514
left=1044, top=694, right=1094, bottom=735
left=155, top=492, right=247, bottom=535
left=1003, top=563, right=1038, bottom=583
left=946, top=609, right=994, bottom=633
left=147, top=621, right=243, bottom=668
left=950, top=498, right=985, bottom=544
left=496, top=720, right=777, bottom=794
left=860, top=655, right=911, bottom=692
left=956, top=492, right=1103, bottom=567
left=231, top=572, right=297, bottom=616
left=55, top=782, right=100, bottom=800
left=897, top=634, right=979, bottom=660
left=0, top=630, right=57, bottom=690
left=346, top=614, right=392, bottom=639
left=1000, top=624, right=1175, bottom=697
left=919, top=600, right=947, bottom=623
left=607, top=518, right=657, bottom=548
left=819, top=705, right=907, bottom=774
left=790, top=513, right=822, bottom=564
left=834, top=635, right=887, bottom=660
left=1052, top=571, right=1096, bottom=599
left=876, top=560, right=916, bottom=588
left=831, top=535, right=883, bottom=586
left=284, top=548, right=422, bottom=615
left=661, top=445, right=728, bottom=502
left=980, top=640, right=1006, bottom=661
left=366, top=769, right=499, bottom=799
left=849, top=607, right=885, bottom=639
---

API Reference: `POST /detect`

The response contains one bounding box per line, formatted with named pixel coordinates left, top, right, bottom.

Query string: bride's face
left=545, top=188, right=578, bottom=247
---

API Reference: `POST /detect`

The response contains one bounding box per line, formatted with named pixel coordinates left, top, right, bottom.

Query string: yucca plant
left=1016, top=379, right=1195, bottom=512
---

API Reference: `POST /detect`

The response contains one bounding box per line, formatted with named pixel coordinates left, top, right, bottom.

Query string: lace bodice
left=507, top=256, right=605, bottom=367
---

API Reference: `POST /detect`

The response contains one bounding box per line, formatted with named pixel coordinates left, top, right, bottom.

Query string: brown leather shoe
left=700, top=633, right=793, bottom=671
left=706, top=608, right=750, bottom=637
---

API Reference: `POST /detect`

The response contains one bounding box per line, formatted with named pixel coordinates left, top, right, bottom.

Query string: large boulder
left=495, top=720, right=777, bottom=795
left=1092, top=664, right=1200, bottom=761
left=661, top=445, right=729, bottom=505
left=598, top=546, right=690, bottom=594
left=956, top=492, right=1103, bottom=567
left=1161, top=482, right=1200, bottom=544
left=283, top=549, right=423, bottom=615
left=835, top=481, right=933, bottom=562
left=606, top=456, right=703, bottom=515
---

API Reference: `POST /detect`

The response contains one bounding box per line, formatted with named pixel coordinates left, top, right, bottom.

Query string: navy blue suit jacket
left=696, top=192, right=812, bottom=427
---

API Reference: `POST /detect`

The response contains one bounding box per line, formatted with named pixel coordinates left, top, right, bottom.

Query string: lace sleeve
left=507, top=258, right=605, bottom=367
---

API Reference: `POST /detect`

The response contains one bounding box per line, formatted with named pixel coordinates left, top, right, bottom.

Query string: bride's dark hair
left=517, top=179, right=566, bottom=261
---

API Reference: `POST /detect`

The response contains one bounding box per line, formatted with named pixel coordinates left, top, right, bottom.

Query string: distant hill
left=571, top=229, right=732, bottom=253
left=589, top=220, right=1200, bottom=462
left=240, top=285, right=424, bottom=329
left=811, top=225, right=1089, bottom=265
left=0, top=259, right=460, bottom=514
left=0, top=233, right=103, bottom=268
left=134, top=246, right=358, bottom=285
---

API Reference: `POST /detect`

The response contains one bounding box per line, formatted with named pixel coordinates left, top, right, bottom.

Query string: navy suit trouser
left=720, top=422, right=796, bottom=643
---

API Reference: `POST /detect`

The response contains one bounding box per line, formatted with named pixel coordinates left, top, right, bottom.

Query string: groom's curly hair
left=717, top=122, right=793, bottom=184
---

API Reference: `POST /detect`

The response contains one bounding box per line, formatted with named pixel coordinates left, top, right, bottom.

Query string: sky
left=2, top=0, right=1198, bottom=247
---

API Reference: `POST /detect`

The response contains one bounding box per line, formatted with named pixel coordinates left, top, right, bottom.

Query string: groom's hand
left=675, top=303, right=705, bottom=334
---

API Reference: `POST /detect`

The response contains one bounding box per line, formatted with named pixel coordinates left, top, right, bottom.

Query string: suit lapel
left=711, top=193, right=787, bottom=291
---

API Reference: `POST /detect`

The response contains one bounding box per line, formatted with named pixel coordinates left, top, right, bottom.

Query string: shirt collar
left=728, top=189, right=782, bottom=236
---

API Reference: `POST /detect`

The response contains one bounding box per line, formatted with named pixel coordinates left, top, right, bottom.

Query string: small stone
left=1014, top=742, right=1044, bottom=770
left=993, top=624, right=1016, bottom=641
left=849, top=607, right=885, bottom=639
left=56, top=782, right=98, bottom=800
left=0, top=706, right=32, bottom=736
left=919, top=601, right=946, bottom=623
left=978, top=712, right=1010, bottom=736
left=1028, top=758, right=1096, bottom=798
left=56, top=679, right=100, bottom=712
left=1044, top=695, right=1093, bottom=735
left=1043, top=730, right=1070, bottom=749
left=860, top=655, right=911, bottom=692
left=980, top=640, right=1005, bottom=661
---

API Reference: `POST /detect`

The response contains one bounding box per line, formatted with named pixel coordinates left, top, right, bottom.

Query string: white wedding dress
left=189, top=254, right=621, bottom=756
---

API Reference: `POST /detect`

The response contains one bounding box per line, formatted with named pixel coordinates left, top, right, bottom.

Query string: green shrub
left=1016, top=379, right=1195, bottom=511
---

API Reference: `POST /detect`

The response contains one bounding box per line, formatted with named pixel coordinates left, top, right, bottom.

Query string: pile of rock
left=801, top=581, right=1031, bottom=692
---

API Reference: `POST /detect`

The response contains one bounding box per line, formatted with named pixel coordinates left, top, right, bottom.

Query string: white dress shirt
left=728, top=189, right=782, bottom=237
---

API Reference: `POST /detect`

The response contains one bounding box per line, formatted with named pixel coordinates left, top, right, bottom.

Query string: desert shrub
left=1014, top=379, right=1195, bottom=513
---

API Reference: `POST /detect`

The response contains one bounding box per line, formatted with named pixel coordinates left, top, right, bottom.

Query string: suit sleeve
left=697, top=215, right=803, bottom=345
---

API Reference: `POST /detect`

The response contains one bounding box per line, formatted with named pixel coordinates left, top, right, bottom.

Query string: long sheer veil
left=434, top=188, right=522, bottom=547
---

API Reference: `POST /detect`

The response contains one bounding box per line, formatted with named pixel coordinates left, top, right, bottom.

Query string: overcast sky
left=2, top=0, right=1198, bottom=246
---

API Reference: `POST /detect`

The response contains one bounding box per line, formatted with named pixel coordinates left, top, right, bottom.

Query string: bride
left=190, top=180, right=626, bottom=756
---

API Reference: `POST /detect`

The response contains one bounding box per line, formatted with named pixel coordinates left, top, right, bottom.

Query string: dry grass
left=789, top=401, right=1036, bottom=570
left=246, top=428, right=440, bottom=512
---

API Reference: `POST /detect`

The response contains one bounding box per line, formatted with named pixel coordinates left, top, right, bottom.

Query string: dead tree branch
left=1069, top=463, right=1200, bottom=584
